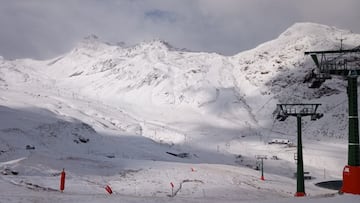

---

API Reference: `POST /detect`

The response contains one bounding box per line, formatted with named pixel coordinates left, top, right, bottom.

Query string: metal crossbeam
left=277, top=103, right=321, bottom=117
left=305, top=49, right=360, bottom=55
left=305, top=47, right=360, bottom=76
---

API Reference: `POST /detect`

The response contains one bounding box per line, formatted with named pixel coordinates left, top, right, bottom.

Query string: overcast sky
left=0, top=0, right=359, bottom=60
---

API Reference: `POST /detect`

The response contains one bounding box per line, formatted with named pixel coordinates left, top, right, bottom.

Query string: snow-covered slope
left=0, top=22, right=360, bottom=202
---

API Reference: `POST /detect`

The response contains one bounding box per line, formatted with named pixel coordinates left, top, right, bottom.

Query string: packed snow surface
left=0, top=23, right=360, bottom=202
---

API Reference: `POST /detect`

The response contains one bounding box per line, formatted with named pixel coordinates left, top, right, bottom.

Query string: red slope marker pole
left=60, top=168, right=66, bottom=192
left=105, top=185, right=113, bottom=194
left=170, top=182, right=174, bottom=196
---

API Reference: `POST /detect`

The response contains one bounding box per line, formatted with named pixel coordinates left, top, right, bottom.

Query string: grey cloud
left=0, top=0, right=359, bottom=59
left=144, top=9, right=177, bottom=23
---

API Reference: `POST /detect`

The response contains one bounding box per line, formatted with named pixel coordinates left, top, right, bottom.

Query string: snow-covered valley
left=0, top=22, right=360, bottom=202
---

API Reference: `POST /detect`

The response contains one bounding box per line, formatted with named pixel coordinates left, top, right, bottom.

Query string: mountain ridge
left=1, top=22, right=360, bottom=140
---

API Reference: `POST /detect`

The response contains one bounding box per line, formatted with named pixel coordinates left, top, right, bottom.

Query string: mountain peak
left=280, top=22, right=351, bottom=39
left=84, top=34, right=99, bottom=41
left=79, top=34, right=104, bottom=46
left=136, top=39, right=174, bottom=51
left=132, top=39, right=193, bottom=53
left=71, top=34, right=113, bottom=54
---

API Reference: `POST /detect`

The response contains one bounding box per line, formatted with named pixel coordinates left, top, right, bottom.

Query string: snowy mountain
left=36, top=23, right=360, bottom=139
left=1, top=22, right=360, bottom=202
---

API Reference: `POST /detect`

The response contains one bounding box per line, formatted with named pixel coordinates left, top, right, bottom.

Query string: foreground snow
left=0, top=74, right=350, bottom=202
